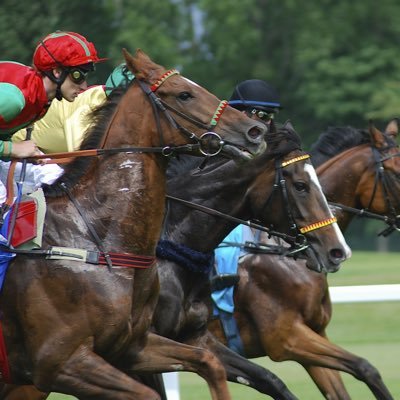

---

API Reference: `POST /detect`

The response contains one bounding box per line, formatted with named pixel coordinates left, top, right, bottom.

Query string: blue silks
left=212, top=225, right=254, bottom=313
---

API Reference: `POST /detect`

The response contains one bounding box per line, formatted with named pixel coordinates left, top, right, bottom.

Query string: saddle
left=7, top=198, right=38, bottom=248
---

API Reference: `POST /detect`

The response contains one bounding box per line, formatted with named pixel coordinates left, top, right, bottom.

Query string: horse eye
left=177, top=92, right=193, bottom=101
left=294, top=181, right=308, bottom=192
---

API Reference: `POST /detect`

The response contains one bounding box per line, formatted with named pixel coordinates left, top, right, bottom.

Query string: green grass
left=46, top=250, right=400, bottom=399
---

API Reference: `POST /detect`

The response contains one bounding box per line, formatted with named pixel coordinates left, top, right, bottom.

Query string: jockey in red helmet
left=0, top=30, right=105, bottom=160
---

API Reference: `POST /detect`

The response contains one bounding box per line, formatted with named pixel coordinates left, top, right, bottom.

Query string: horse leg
left=264, top=323, right=394, bottom=400
left=304, top=365, right=351, bottom=400
left=35, top=345, right=160, bottom=400
left=0, top=384, right=48, bottom=400
left=123, top=332, right=231, bottom=400
left=196, top=330, right=298, bottom=400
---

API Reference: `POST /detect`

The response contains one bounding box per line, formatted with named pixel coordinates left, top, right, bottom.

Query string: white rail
left=330, top=284, right=400, bottom=303
left=164, top=284, right=400, bottom=399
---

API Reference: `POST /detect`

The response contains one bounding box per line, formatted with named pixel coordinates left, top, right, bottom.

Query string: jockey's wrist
left=0, top=141, right=12, bottom=161
left=4, top=141, right=12, bottom=158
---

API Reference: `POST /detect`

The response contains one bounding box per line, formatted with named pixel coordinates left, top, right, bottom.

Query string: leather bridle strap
left=329, top=145, right=400, bottom=235
left=166, top=194, right=298, bottom=243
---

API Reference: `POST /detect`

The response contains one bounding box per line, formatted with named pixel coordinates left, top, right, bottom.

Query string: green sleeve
left=0, top=82, right=26, bottom=122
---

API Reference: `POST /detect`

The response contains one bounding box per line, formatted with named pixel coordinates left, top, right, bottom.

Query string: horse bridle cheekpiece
left=146, top=68, right=229, bottom=157
left=367, top=145, right=400, bottom=235
left=273, top=154, right=337, bottom=253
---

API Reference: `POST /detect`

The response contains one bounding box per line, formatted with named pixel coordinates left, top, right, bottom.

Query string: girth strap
left=46, top=246, right=156, bottom=268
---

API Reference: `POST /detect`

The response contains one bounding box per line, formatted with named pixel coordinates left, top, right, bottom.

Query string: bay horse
left=0, top=122, right=350, bottom=400
left=208, top=120, right=400, bottom=400
left=0, top=48, right=269, bottom=400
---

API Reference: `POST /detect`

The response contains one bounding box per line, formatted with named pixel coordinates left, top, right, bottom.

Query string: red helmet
left=33, top=31, right=106, bottom=71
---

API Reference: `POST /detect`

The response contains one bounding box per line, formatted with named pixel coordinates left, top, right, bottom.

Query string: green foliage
left=2, top=0, right=400, bottom=247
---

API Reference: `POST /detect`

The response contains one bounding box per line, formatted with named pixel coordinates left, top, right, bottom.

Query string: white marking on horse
left=237, top=376, right=250, bottom=385
left=304, top=164, right=352, bottom=257
left=183, top=77, right=200, bottom=87
left=119, top=160, right=138, bottom=169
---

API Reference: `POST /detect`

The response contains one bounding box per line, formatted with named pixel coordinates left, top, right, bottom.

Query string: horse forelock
left=310, top=126, right=370, bottom=168
left=266, top=125, right=303, bottom=158
left=44, top=88, right=127, bottom=197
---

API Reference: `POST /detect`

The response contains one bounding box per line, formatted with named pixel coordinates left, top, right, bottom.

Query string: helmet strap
left=43, top=69, right=69, bottom=101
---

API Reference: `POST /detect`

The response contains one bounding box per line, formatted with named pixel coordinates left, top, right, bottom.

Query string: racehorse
left=150, top=121, right=350, bottom=399
left=0, top=48, right=268, bottom=400
left=208, top=120, right=399, bottom=400
left=0, top=121, right=350, bottom=400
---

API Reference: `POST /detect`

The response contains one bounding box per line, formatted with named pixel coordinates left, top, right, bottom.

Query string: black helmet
left=228, top=79, right=282, bottom=113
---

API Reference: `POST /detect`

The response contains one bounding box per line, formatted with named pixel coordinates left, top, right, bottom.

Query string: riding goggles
left=69, top=67, right=90, bottom=84
left=250, top=109, right=277, bottom=121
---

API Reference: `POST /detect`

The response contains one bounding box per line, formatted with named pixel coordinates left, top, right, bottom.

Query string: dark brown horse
left=150, top=121, right=350, bottom=399
left=208, top=120, right=400, bottom=400
left=0, top=48, right=268, bottom=400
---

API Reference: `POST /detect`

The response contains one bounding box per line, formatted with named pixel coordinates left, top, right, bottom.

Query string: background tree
left=1, top=0, right=399, bottom=250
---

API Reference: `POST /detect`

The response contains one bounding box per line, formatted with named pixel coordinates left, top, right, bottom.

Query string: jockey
left=228, top=79, right=282, bottom=126
left=12, top=63, right=134, bottom=152
left=0, top=30, right=105, bottom=204
left=212, top=79, right=283, bottom=352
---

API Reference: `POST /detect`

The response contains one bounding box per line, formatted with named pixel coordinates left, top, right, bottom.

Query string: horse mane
left=310, top=126, right=370, bottom=168
left=43, top=87, right=127, bottom=197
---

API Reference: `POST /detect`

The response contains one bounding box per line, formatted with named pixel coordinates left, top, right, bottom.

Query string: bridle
left=254, top=153, right=337, bottom=255
left=134, top=69, right=233, bottom=157
left=329, top=143, right=400, bottom=236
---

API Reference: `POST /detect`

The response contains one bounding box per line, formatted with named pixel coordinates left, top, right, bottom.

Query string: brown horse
left=208, top=120, right=400, bottom=400
left=0, top=122, right=351, bottom=400
left=0, top=48, right=268, bottom=400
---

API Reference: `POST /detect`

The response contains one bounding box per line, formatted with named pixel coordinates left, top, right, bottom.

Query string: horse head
left=357, top=119, right=400, bottom=227
left=121, top=49, right=267, bottom=161
left=165, top=121, right=351, bottom=274
left=246, top=121, right=351, bottom=273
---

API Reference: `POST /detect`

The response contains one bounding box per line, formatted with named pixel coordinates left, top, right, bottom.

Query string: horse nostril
left=247, top=126, right=263, bottom=140
left=329, top=248, right=345, bottom=264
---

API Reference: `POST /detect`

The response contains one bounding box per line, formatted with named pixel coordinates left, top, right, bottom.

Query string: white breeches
left=0, top=160, right=64, bottom=205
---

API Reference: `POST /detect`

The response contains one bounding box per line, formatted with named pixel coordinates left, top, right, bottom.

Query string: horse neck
left=47, top=96, right=169, bottom=256
left=317, top=144, right=372, bottom=230
left=166, top=155, right=275, bottom=253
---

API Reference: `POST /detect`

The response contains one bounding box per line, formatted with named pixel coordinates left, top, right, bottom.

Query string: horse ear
left=368, top=120, right=386, bottom=148
left=122, top=48, right=144, bottom=77
left=384, top=118, right=399, bottom=140
left=122, top=48, right=164, bottom=82
left=282, top=120, right=294, bottom=132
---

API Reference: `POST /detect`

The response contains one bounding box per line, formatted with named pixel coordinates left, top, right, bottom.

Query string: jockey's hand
left=11, top=140, right=41, bottom=159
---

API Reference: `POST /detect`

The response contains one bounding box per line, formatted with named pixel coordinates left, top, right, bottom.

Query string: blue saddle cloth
left=212, top=225, right=254, bottom=313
